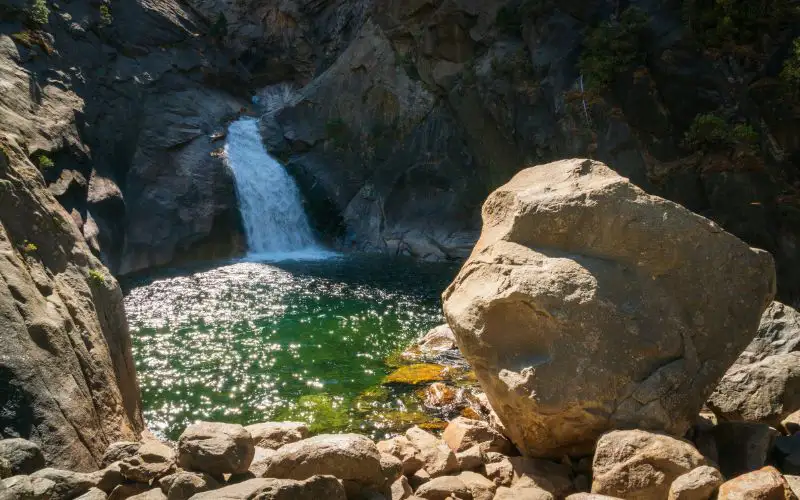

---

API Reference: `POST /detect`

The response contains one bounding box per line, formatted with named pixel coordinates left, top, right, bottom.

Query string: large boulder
left=189, top=475, right=346, bottom=500
left=245, top=422, right=309, bottom=450
left=443, top=159, right=776, bottom=457
left=591, top=430, right=708, bottom=500
left=0, top=137, right=143, bottom=471
left=178, top=422, right=254, bottom=475
left=708, top=302, right=800, bottom=425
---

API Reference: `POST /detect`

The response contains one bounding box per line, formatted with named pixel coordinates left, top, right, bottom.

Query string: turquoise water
left=123, top=255, right=458, bottom=440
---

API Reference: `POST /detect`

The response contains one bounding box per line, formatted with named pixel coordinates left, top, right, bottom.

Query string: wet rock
left=0, top=439, right=45, bottom=476
left=668, top=466, right=724, bottom=500
left=442, top=417, right=512, bottom=454
left=30, top=468, right=95, bottom=498
left=709, top=422, right=778, bottom=478
left=403, top=325, right=458, bottom=362
left=189, top=475, right=346, bottom=500
left=178, top=422, right=254, bottom=475
left=244, top=422, right=309, bottom=450
left=443, top=159, right=776, bottom=457
left=414, top=475, right=472, bottom=500
left=377, top=437, right=423, bottom=475
left=102, top=443, right=142, bottom=468
left=717, top=466, right=796, bottom=499
left=390, top=476, right=412, bottom=500
left=405, top=427, right=459, bottom=478
left=159, top=470, right=219, bottom=500
left=76, top=488, right=108, bottom=500
left=121, top=441, right=177, bottom=483
left=592, top=430, right=708, bottom=499
left=458, top=471, right=496, bottom=500
left=261, top=434, right=385, bottom=493
left=384, top=365, right=446, bottom=385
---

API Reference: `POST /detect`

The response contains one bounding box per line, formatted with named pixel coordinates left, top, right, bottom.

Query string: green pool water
left=122, top=255, right=459, bottom=441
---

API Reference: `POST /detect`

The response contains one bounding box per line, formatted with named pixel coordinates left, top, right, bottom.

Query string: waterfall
left=225, top=117, right=322, bottom=257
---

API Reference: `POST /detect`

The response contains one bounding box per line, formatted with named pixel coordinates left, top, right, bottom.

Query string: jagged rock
left=121, top=441, right=177, bottom=483
left=455, top=446, right=483, bottom=471
left=717, top=466, right=797, bottom=500
left=0, top=439, right=45, bottom=475
left=442, top=417, right=512, bottom=454
left=0, top=139, right=143, bottom=471
left=261, top=434, right=385, bottom=494
left=709, top=302, right=800, bottom=426
left=414, top=475, right=473, bottom=500
left=404, top=427, right=459, bottom=478
left=592, top=430, right=708, bottom=499
left=76, top=487, right=108, bottom=500
left=493, top=485, right=554, bottom=500
left=390, top=476, right=412, bottom=500
left=457, top=471, right=496, bottom=500
left=159, top=470, right=219, bottom=500
left=377, top=436, right=423, bottom=475
left=443, top=159, right=776, bottom=457
left=0, top=475, right=56, bottom=499
left=707, top=422, right=778, bottom=478
left=189, top=475, right=346, bottom=500
left=102, top=443, right=142, bottom=468
left=30, top=468, right=96, bottom=499
left=668, top=466, right=724, bottom=500
left=244, top=422, right=309, bottom=450
left=178, top=422, right=254, bottom=475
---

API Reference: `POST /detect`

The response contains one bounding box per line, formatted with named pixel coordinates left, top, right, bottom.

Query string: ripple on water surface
left=123, top=255, right=458, bottom=440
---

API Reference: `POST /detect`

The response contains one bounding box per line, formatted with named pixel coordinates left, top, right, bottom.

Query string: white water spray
left=225, top=117, right=323, bottom=257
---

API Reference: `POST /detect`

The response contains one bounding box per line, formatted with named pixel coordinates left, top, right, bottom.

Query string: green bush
left=23, top=241, right=37, bottom=253
left=781, top=39, right=800, bottom=89
left=682, top=0, right=798, bottom=47
left=36, top=154, right=54, bottom=169
left=685, top=113, right=759, bottom=152
left=28, top=0, right=49, bottom=26
left=88, top=269, right=105, bottom=283
left=99, top=4, right=112, bottom=26
left=578, top=7, right=650, bottom=90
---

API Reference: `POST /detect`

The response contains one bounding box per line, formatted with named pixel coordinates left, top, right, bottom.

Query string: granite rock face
left=443, top=159, right=776, bottom=457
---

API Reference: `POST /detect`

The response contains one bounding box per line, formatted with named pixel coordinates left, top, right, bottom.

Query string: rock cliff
left=0, top=135, right=143, bottom=471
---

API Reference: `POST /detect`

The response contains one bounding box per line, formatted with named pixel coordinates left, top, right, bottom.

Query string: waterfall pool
left=123, top=254, right=459, bottom=440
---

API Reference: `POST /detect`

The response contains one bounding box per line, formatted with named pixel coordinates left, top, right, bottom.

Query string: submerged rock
left=384, top=364, right=447, bottom=385
left=443, top=159, right=776, bottom=457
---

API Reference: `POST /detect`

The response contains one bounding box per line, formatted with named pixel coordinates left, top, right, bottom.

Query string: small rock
left=409, top=468, right=431, bottom=490
left=244, top=422, right=309, bottom=450
left=414, top=475, right=472, bottom=500
left=418, top=325, right=457, bottom=353
left=159, top=470, right=219, bottom=499
left=493, top=485, right=554, bottom=500
left=717, top=466, right=795, bottom=499
left=76, top=487, right=108, bottom=500
left=786, top=475, right=800, bottom=496
left=484, top=458, right=513, bottom=487
left=509, top=456, right=573, bottom=497
left=592, top=430, right=707, bottom=499
left=377, top=436, right=423, bottom=475
left=405, top=427, right=459, bottom=478
left=102, top=442, right=142, bottom=467
left=248, top=447, right=275, bottom=477
left=455, top=445, right=482, bottom=471
left=90, top=461, right=124, bottom=493
left=380, top=453, right=403, bottom=483
left=391, top=476, right=413, bottom=500
left=458, top=471, right=496, bottom=500
left=190, top=475, right=346, bottom=500
left=121, top=440, right=177, bottom=483
left=0, top=438, right=46, bottom=475
left=128, top=489, right=167, bottom=500
left=566, top=495, right=622, bottom=500
left=668, top=465, right=724, bottom=500
left=178, top=422, right=255, bottom=475
left=782, top=410, right=800, bottom=435
left=108, top=482, right=150, bottom=500
left=1, top=475, right=56, bottom=499
left=30, top=468, right=95, bottom=498
left=261, top=434, right=385, bottom=494
left=0, top=457, right=11, bottom=479
left=711, top=422, right=778, bottom=477
left=442, top=417, right=512, bottom=454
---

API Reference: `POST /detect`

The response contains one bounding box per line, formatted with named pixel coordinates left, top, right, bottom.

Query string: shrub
left=99, top=4, right=112, bottom=26
left=36, top=154, right=54, bottom=169
left=578, top=7, right=650, bottom=90
left=27, top=0, right=49, bottom=26
left=682, top=0, right=799, bottom=47
left=23, top=241, right=37, bottom=253
left=88, top=269, right=105, bottom=283
left=781, top=39, right=800, bottom=90
left=685, top=113, right=759, bottom=153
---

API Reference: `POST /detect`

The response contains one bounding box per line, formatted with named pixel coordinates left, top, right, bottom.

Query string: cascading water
left=225, top=117, right=321, bottom=256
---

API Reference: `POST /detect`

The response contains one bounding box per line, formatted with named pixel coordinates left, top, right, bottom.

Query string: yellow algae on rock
left=384, top=364, right=446, bottom=385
